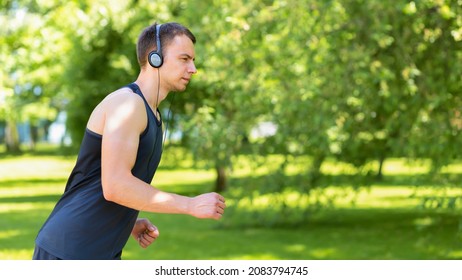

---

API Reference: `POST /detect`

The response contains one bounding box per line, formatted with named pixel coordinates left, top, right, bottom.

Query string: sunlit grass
left=231, top=154, right=462, bottom=179
left=0, top=155, right=76, bottom=180
left=153, top=169, right=215, bottom=193
left=0, top=249, right=34, bottom=260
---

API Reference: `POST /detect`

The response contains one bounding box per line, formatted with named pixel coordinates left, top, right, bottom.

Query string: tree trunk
left=214, top=165, right=227, bottom=193
left=5, top=120, right=21, bottom=153
left=309, top=153, right=325, bottom=185
left=29, top=125, right=38, bottom=151
left=377, top=156, right=385, bottom=181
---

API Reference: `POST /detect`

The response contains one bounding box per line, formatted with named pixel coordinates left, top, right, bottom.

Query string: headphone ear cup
left=149, top=51, right=163, bottom=68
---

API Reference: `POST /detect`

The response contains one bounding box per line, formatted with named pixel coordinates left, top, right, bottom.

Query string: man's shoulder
left=103, top=87, right=145, bottom=109
left=93, top=87, right=146, bottom=122
left=87, top=87, right=147, bottom=135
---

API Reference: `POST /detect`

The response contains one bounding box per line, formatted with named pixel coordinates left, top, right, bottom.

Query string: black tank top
left=35, top=83, right=163, bottom=259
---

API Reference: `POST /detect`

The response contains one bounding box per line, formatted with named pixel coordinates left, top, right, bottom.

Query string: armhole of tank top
left=137, top=96, right=150, bottom=139
left=156, top=108, right=163, bottom=127
left=85, top=127, right=102, bottom=138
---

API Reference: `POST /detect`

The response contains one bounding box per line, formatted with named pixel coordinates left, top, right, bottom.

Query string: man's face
left=160, top=34, right=197, bottom=92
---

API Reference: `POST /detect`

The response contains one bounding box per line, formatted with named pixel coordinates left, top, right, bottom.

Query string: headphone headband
left=148, top=24, right=163, bottom=68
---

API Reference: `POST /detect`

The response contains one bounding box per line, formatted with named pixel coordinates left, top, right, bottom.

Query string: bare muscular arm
left=86, top=89, right=225, bottom=219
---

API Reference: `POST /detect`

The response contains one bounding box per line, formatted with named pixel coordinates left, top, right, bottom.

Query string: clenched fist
left=188, top=192, right=226, bottom=220
left=131, top=218, right=159, bottom=248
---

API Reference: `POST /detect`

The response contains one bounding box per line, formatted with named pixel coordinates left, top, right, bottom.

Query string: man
left=33, top=22, right=226, bottom=260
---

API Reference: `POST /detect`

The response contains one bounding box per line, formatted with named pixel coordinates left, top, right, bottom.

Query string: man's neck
left=135, top=71, right=168, bottom=112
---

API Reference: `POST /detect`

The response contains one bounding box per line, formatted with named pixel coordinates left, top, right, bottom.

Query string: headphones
left=148, top=24, right=163, bottom=68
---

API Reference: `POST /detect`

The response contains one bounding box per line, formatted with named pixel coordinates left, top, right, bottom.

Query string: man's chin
left=175, top=85, right=188, bottom=92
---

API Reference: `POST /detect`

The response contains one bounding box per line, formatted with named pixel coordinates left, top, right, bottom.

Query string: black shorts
left=32, top=245, right=61, bottom=260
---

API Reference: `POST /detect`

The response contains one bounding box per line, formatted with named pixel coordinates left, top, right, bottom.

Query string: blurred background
left=0, top=0, right=461, bottom=260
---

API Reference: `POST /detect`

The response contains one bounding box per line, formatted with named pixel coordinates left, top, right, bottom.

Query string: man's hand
left=131, top=218, right=159, bottom=248
left=189, top=192, right=226, bottom=220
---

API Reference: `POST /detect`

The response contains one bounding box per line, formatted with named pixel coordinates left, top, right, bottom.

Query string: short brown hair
left=136, top=22, right=196, bottom=68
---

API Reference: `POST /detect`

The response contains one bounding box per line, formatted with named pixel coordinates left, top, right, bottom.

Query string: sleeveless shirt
left=35, top=83, right=163, bottom=259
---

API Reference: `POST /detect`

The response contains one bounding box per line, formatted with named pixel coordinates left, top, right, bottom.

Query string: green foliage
left=326, top=0, right=462, bottom=171
left=55, top=1, right=141, bottom=144
left=2, top=0, right=461, bottom=226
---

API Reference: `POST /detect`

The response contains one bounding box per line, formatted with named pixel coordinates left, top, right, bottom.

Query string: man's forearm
left=102, top=173, right=191, bottom=215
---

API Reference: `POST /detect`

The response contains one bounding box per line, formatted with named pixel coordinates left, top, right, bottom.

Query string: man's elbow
left=101, top=177, right=122, bottom=202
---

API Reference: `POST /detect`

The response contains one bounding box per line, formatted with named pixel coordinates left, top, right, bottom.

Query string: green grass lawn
left=0, top=151, right=461, bottom=260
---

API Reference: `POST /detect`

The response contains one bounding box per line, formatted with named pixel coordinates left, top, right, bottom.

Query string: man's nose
left=189, top=62, right=197, bottom=74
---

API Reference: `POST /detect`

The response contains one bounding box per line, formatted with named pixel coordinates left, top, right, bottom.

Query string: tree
left=4, top=0, right=460, bottom=225
left=320, top=0, right=462, bottom=176
left=0, top=0, right=67, bottom=152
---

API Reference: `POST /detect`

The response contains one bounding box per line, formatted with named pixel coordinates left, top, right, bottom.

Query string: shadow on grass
left=123, top=206, right=462, bottom=260
left=0, top=144, right=77, bottom=159
left=1, top=151, right=461, bottom=259
left=0, top=178, right=66, bottom=188
left=0, top=206, right=52, bottom=256
left=157, top=180, right=216, bottom=197
left=227, top=171, right=462, bottom=192
left=0, top=194, right=62, bottom=203
left=1, top=191, right=461, bottom=260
